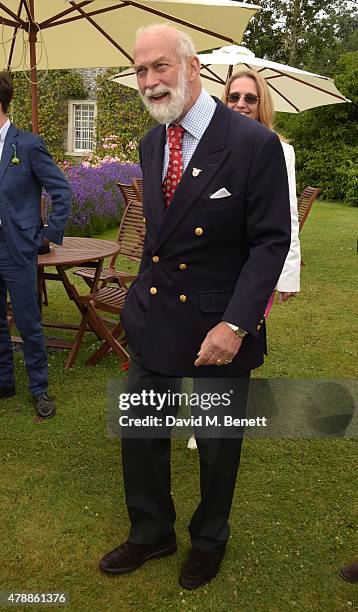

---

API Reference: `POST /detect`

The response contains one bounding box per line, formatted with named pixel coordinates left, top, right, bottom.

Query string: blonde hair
left=223, top=69, right=275, bottom=130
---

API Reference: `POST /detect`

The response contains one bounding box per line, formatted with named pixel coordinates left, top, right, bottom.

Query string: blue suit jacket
left=0, top=123, right=72, bottom=265
left=121, top=100, right=291, bottom=377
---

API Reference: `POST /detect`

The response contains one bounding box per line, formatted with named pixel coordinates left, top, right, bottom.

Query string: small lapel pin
left=192, top=167, right=202, bottom=177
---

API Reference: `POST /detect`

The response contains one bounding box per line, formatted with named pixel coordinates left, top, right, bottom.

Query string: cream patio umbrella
left=0, top=0, right=260, bottom=131
left=112, top=44, right=350, bottom=112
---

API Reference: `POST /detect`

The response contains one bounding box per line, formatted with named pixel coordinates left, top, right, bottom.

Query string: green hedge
left=95, top=68, right=155, bottom=161
left=275, top=52, right=358, bottom=206
left=11, top=70, right=86, bottom=161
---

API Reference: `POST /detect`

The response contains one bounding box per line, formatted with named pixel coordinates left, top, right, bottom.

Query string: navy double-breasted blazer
left=0, top=124, right=71, bottom=266
left=121, top=99, right=291, bottom=377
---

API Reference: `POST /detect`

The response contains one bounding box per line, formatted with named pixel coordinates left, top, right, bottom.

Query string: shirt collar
left=166, top=89, right=216, bottom=140
left=0, top=119, right=10, bottom=143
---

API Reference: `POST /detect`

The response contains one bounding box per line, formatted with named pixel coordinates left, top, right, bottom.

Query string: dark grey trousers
left=121, top=351, right=250, bottom=552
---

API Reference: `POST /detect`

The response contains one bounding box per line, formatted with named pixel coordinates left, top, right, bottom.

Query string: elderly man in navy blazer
left=100, top=25, right=291, bottom=588
left=0, top=72, right=71, bottom=418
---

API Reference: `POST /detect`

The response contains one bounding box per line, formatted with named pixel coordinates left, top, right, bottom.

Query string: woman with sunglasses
left=223, top=69, right=301, bottom=309
left=188, top=70, right=300, bottom=453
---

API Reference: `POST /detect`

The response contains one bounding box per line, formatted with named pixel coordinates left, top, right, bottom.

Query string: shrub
left=95, top=68, right=155, bottom=162
left=44, top=159, right=141, bottom=236
left=11, top=70, right=86, bottom=161
left=275, top=51, right=358, bottom=206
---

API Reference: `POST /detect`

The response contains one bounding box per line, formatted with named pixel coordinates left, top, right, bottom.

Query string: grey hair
left=136, top=24, right=196, bottom=62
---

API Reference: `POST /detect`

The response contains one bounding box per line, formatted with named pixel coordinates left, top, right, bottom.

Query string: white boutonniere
left=11, top=144, right=21, bottom=165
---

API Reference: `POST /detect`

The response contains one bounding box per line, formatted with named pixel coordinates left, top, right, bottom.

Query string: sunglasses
left=227, top=92, right=260, bottom=105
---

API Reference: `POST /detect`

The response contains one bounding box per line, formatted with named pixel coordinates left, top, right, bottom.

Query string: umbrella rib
left=117, top=69, right=136, bottom=76
left=266, top=81, right=300, bottom=112
left=40, top=0, right=238, bottom=47
left=0, top=2, right=27, bottom=28
left=202, top=73, right=226, bottom=85
left=265, top=72, right=348, bottom=102
left=40, top=2, right=130, bottom=28
left=22, top=0, right=35, bottom=24
left=201, top=61, right=255, bottom=86
left=39, top=1, right=94, bottom=28
left=7, top=0, right=25, bottom=69
left=201, top=65, right=226, bottom=84
left=128, top=1, right=238, bottom=45
left=66, top=1, right=133, bottom=62
left=0, top=16, right=20, bottom=28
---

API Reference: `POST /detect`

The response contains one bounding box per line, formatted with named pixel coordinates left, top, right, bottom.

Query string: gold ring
left=225, top=359, right=232, bottom=364
left=216, top=358, right=223, bottom=366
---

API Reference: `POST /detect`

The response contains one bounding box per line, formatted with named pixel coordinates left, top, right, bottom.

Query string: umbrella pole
left=29, top=0, right=38, bottom=133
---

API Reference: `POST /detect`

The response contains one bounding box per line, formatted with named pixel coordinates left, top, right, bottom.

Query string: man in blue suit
left=0, top=72, right=71, bottom=418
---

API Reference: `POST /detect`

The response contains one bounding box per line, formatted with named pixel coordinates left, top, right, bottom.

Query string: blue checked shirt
left=162, top=89, right=216, bottom=180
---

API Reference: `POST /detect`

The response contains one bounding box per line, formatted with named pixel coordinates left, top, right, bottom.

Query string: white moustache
left=144, top=85, right=171, bottom=101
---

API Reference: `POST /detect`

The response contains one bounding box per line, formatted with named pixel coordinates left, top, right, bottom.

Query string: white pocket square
left=210, top=188, right=232, bottom=199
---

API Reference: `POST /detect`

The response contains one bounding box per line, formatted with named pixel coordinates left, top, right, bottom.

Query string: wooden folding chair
left=132, top=177, right=143, bottom=201
left=85, top=285, right=130, bottom=366
left=74, top=198, right=145, bottom=289
left=118, top=181, right=141, bottom=208
left=298, top=186, right=321, bottom=231
left=79, top=198, right=146, bottom=366
left=297, top=186, right=321, bottom=266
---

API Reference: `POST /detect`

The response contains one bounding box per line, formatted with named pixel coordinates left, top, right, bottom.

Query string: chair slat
left=298, top=186, right=321, bottom=231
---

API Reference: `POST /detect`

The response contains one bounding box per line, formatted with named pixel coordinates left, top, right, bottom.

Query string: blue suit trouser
left=0, top=232, right=48, bottom=395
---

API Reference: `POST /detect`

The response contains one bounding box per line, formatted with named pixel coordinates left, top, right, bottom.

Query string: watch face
left=236, top=328, right=247, bottom=338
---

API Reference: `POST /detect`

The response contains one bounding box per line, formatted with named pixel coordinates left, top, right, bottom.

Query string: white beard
left=140, top=65, right=191, bottom=124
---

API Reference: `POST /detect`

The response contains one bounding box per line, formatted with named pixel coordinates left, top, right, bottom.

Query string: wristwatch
left=224, top=322, right=248, bottom=338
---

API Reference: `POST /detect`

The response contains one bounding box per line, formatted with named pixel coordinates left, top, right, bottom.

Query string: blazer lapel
left=0, top=124, right=19, bottom=187
left=143, top=124, right=167, bottom=240
left=153, top=100, right=231, bottom=252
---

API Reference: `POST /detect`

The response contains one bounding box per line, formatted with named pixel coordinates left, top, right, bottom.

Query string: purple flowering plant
left=43, top=157, right=141, bottom=236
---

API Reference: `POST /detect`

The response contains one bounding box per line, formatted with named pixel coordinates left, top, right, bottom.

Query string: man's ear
left=187, top=55, right=201, bottom=81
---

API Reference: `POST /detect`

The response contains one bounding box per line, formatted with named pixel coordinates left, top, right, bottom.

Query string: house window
left=67, top=100, right=97, bottom=155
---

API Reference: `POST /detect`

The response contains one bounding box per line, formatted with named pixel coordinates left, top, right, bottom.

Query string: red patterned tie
left=163, top=124, right=185, bottom=206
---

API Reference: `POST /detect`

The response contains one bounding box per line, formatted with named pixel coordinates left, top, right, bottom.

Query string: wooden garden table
left=37, top=236, right=120, bottom=369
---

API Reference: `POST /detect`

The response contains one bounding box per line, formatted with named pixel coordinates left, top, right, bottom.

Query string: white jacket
left=277, top=141, right=301, bottom=292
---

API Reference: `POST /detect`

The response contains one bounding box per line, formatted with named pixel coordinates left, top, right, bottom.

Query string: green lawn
left=1, top=201, right=357, bottom=612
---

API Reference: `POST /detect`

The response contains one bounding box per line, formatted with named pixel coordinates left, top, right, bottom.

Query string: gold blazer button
left=179, top=294, right=187, bottom=303
left=152, top=256, right=159, bottom=263
left=195, top=227, right=203, bottom=236
left=150, top=287, right=158, bottom=295
left=179, top=263, right=187, bottom=270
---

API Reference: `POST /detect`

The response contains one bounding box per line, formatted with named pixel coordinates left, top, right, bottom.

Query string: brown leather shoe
left=99, top=536, right=177, bottom=575
left=33, top=393, right=56, bottom=418
left=179, top=546, right=226, bottom=590
left=339, top=562, right=358, bottom=583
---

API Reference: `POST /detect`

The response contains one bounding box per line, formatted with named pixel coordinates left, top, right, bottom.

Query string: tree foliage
left=276, top=52, right=358, bottom=205
left=243, top=0, right=357, bottom=73
left=244, top=0, right=358, bottom=205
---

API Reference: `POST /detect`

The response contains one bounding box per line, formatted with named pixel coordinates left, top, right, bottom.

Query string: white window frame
left=67, top=100, right=97, bottom=156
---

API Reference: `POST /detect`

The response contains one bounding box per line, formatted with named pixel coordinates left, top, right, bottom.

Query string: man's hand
left=194, top=322, right=243, bottom=367
left=277, top=291, right=297, bottom=303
